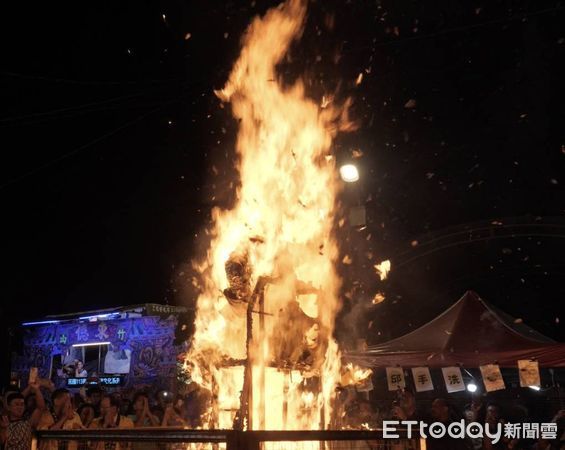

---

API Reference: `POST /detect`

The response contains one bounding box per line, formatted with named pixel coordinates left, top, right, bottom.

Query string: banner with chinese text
left=518, top=360, right=540, bottom=388
left=411, top=367, right=434, bottom=392
left=479, top=364, right=505, bottom=392
left=441, top=366, right=465, bottom=393
left=386, top=367, right=406, bottom=391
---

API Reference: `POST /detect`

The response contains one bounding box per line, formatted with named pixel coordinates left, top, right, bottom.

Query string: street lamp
left=466, top=382, right=478, bottom=393
left=339, top=164, right=359, bottom=183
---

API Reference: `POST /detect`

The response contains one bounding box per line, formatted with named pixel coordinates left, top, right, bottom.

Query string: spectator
left=89, top=394, right=134, bottom=450
left=86, top=387, right=103, bottom=417
left=463, top=404, right=483, bottom=450
left=37, top=388, right=83, bottom=450
left=162, top=404, right=186, bottom=427
left=75, top=361, right=88, bottom=378
left=38, top=388, right=82, bottom=431
left=129, top=392, right=159, bottom=428
left=90, top=394, right=134, bottom=429
left=150, top=405, right=164, bottom=425
left=344, top=398, right=381, bottom=429
left=159, top=393, right=186, bottom=428
left=183, top=382, right=212, bottom=429
left=77, top=404, right=96, bottom=428
left=120, top=398, right=131, bottom=418
left=0, top=383, right=45, bottom=450
left=483, top=403, right=508, bottom=450
left=428, top=398, right=471, bottom=450
left=390, top=388, right=427, bottom=422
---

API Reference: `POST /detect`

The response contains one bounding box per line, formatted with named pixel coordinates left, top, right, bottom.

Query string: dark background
left=1, top=0, right=564, bottom=379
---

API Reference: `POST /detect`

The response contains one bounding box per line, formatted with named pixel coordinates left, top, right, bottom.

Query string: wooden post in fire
left=246, top=298, right=254, bottom=430
left=253, top=277, right=270, bottom=430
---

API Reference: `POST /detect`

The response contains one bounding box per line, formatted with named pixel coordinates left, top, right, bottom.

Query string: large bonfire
left=187, top=0, right=356, bottom=430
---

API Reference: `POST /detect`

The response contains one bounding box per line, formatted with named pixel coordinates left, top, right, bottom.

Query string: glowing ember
left=187, top=0, right=354, bottom=431
left=372, top=292, right=385, bottom=304
left=374, top=260, right=391, bottom=281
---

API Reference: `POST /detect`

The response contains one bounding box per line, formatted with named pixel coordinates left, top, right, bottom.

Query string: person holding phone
left=0, top=381, right=45, bottom=450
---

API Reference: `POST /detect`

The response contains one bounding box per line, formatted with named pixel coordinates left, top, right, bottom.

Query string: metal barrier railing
left=34, top=428, right=424, bottom=450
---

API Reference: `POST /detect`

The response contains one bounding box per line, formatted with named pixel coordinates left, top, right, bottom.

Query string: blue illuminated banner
left=66, top=376, right=123, bottom=387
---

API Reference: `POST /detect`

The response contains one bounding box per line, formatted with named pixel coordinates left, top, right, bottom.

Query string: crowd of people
left=339, top=387, right=565, bottom=450
left=1, top=378, right=564, bottom=450
left=0, top=379, right=211, bottom=450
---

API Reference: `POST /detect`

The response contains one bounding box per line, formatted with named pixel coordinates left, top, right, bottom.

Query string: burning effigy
left=185, top=0, right=361, bottom=431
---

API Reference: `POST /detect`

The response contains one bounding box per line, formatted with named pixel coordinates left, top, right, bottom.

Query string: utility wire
left=0, top=91, right=149, bottom=124
left=0, top=98, right=179, bottom=191
left=0, top=69, right=187, bottom=86
left=0, top=79, right=199, bottom=125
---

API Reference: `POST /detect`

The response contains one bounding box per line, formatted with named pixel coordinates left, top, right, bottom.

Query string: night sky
left=1, top=0, right=564, bottom=374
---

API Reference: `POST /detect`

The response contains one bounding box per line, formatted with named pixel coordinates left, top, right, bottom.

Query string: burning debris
left=374, top=259, right=391, bottom=281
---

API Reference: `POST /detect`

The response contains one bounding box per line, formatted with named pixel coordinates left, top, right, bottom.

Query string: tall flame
left=187, top=0, right=354, bottom=430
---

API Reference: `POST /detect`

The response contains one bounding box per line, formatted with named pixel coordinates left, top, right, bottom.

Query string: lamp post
left=339, top=164, right=360, bottom=183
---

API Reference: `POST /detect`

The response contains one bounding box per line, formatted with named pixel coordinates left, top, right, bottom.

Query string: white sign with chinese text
left=411, top=367, right=434, bottom=392
left=517, top=360, right=540, bottom=388
left=479, top=364, right=505, bottom=392
left=386, top=367, right=406, bottom=391
left=441, top=366, right=465, bottom=393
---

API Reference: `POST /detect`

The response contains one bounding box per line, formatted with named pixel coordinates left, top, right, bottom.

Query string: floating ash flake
left=342, top=255, right=353, bottom=265
left=374, top=260, right=391, bottom=280
left=514, top=318, right=523, bottom=324
left=184, top=32, right=192, bottom=40
left=550, top=178, right=559, bottom=185
left=355, top=73, right=363, bottom=85
left=372, top=292, right=385, bottom=304
left=404, top=99, right=417, bottom=109
left=352, top=149, right=363, bottom=159
left=410, top=240, right=419, bottom=247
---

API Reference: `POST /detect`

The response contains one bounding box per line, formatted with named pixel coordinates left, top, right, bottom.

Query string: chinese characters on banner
left=441, top=366, right=465, bottom=393
left=518, top=360, right=540, bottom=388
left=386, top=367, right=406, bottom=391
left=479, top=364, right=505, bottom=392
left=411, top=367, right=434, bottom=392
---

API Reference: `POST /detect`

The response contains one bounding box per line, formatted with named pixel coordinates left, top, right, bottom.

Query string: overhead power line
left=0, top=98, right=179, bottom=191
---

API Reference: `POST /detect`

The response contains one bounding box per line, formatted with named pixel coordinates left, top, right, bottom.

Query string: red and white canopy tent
left=347, top=291, right=565, bottom=368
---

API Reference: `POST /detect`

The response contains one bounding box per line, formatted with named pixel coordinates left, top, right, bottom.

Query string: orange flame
left=187, top=0, right=354, bottom=431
